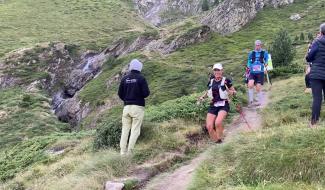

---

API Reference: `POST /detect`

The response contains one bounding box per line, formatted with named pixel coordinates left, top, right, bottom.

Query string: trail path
left=144, top=90, right=269, bottom=190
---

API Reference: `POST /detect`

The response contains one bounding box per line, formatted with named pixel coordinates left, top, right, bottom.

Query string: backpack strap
left=252, top=50, right=265, bottom=64
left=260, top=51, right=265, bottom=63
left=251, top=51, right=256, bottom=63
left=221, top=77, right=226, bottom=86
left=209, top=79, right=214, bottom=88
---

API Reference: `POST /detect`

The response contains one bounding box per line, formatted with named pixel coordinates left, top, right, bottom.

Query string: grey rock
left=133, top=0, right=214, bottom=26
left=290, top=13, right=301, bottom=21
left=104, top=181, right=124, bottom=190
left=201, top=0, right=294, bottom=35
left=146, top=25, right=211, bottom=54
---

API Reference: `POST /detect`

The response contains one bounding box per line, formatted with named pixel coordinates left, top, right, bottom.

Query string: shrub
left=269, top=64, right=303, bottom=78
left=93, top=118, right=122, bottom=150
left=0, top=137, right=55, bottom=181
left=270, top=29, right=296, bottom=68
left=146, top=94, right=209, bottom=123
left=202, top=0, right=209, bottom=11
left=307, top=32, right=314, bottom=42
left=300, top=32, right=305, bottom=41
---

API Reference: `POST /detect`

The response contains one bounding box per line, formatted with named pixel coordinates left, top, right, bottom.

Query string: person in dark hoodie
left=118, top=59, right=150, bottom=155
left=306, top=23, right=325, bottom=127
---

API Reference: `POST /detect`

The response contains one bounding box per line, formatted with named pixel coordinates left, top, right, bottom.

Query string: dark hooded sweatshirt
left=118, top=70, right=150, bottom=107
left=306, top=36, right=325, bottom=80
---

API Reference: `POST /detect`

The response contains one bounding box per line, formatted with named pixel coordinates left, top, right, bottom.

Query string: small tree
left=270, top=29, right=296, bottom=67
left=307, top=32, right=314, bottom=42
left=202, top=0, right=209, bottom=11
left=300, top=32, right=305, bottom=41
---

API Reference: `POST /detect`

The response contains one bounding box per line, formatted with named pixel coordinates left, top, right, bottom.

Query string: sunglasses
left=213, top=69, right=221, bottom=71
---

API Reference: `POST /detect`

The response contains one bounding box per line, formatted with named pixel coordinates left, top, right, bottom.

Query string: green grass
left=79, top=0, right=324, bottom=127
left=0, top=132, right=92, bottom=182
left=190, top=74, right=325, bottom=189
left=0, top=88, right=69, bottom=150
left=2, top=0, right=325, bottom=188
left=0, top=0, right=153, bottom=57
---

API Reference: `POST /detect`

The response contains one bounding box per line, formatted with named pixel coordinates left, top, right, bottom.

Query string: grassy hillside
left=187, top=0, right=325, bottom=189
left=190, top=75, right=325, bottom=189
left=0, top=88, right=69, bottom=150
left=1, top=0, right=325, bottom=189
left=0, top=0, right=153, bottom=56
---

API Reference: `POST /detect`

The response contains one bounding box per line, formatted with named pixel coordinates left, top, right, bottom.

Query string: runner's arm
left=247, top=52, right=252, bottom=68
left=264, top=51, right=269, bottom=67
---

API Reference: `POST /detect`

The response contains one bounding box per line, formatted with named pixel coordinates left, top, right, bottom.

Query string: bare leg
left=206, top=113, right=218, bottom=141
left=214, top=110, right=228, bottom=140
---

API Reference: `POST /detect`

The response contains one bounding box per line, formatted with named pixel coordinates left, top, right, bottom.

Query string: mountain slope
left=0, top=0, right=153, bottom=56
left=1, top=0, right=325, bottom=189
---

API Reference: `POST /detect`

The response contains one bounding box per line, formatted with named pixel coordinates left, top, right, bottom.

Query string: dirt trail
left=144, top=90, right=269, bottom=190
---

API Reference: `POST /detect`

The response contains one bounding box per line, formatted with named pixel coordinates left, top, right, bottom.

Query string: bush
left=0, top=137, right=55, bottom=181
left=202, top=0, right=209, bottom=11
left=270, top=29, right=296, bottom=68
left=307, top=32, right=314, bottom=42
left=300, top=32, right=305, bottom=41
left=146, top=94, right=209, bottom=123
left=93, top=118, right=122, bottom=150
left=269, top=64, right=303, bottom=78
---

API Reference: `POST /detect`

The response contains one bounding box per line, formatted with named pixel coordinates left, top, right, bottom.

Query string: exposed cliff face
left=201, top=0, right=294, bottom=35
left=133, top=0, right=215, bottom=26
left=0, top=34, right=156, bottom=127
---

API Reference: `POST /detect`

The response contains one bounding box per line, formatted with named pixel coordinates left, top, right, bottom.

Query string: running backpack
left=207, top=77, right=229, bottom=100
left=250, top=51, right=265, bottom=73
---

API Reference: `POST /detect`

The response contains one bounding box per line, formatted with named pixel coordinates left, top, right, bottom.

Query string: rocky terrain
left=201, top=0, right=295, bottom=34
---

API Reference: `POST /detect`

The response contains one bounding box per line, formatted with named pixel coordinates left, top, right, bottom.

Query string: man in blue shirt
left=247, top=40, right=269, bottom=106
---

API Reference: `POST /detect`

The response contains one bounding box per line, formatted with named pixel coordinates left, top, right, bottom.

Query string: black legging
left=311, top=79, right=325, bottom=124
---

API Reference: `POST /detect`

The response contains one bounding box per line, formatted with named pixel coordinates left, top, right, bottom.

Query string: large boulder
left=201, top=0, right=294, bottom=35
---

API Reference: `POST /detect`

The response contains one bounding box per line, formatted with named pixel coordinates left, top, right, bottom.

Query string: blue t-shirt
left=247, top=50, right=269, bottom=74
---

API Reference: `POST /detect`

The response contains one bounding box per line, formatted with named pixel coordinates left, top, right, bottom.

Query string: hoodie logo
left=126, top=78, right=137, bottom=84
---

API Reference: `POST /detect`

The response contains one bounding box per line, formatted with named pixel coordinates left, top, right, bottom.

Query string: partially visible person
left=305, top=63, right=311, bottom=93
left=306, top=23, right=325, bottom=127
left=199, top=63, right=236, bottom=143
left=247, top=40, right=269, bottom=107
left=118, top=59, right=150, bottom=155
left=305, top=42, right=312, bottom=93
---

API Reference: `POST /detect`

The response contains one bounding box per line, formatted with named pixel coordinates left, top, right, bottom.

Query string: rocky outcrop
left=52, top=35, right=156, bottom=127
left=133, top=0, right=215, bottom=26
left=0, top=34, right=156, bottom=127
left=0, top=43, right=77, bottom=90
left=145, top=25, right=211, bottom=54
left=201, top=0, right=294, bottom=35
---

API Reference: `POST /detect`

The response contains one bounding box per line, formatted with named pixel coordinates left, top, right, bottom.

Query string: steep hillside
left=0, top=0, right=153, bottom=57
left=1, top=0, right=325, bottom=189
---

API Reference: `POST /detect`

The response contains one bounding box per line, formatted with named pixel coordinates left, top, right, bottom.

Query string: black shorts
left=248, top=73, right=264, bottom=85
left=208, top=103, right=230, bottom=116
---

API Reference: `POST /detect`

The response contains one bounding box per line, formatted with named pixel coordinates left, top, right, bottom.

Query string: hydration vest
left=207, top=77, right=229, bottom=101
left=250, top=50, right=265, bottom=74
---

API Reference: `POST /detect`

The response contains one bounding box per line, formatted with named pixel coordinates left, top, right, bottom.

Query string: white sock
left=257, top=92, right=263, bottom=104
left=248, top=89, right=254, bottom=103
